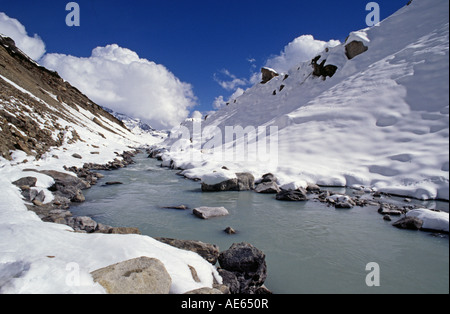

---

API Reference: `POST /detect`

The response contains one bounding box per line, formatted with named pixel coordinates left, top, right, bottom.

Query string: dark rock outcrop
left=261, top=67, right=279, bottom=84
left=218, top=242, right=270, bottom=294
left=345, top=41, right=369, bottom=60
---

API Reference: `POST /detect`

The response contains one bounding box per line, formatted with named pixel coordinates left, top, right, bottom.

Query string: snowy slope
left=0, top=36, right=218, bottom=293
left=162, top=0, right=449, bottom=200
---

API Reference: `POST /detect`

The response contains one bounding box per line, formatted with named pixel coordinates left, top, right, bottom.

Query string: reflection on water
left=72, top=152, right=449, bottom=294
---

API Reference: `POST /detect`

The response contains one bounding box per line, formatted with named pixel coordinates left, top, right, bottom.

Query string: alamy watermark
left=66, top=2, right=80, bottom=27
left=168, top=120, right=279, bottom=165
left=366, top=2, right=380, bottom=26
left=365, top=262, right=381, bottom=287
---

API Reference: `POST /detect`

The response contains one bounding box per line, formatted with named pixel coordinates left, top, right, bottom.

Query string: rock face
left=261, top=67, right=279, bottom=84
left=345, top=40, right=369, bottom=60
left=0, top=35, right=127, bottom=161
left=154, top=237, right=220, bottom=265
left=91, top=257, right=172, bottom=294
left=218, top=242, right=269, bottom=294
left=193, top=206, right=230, bottom=220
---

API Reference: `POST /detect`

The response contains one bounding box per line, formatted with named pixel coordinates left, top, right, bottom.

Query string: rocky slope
left=0, top=35, right=134, bottom=161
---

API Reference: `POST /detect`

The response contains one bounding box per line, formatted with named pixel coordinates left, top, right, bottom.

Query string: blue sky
left=1, top=0, right=407, bottom=128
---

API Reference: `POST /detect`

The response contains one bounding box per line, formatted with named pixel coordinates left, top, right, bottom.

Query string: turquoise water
left=72, top=152, right=449, bottom=294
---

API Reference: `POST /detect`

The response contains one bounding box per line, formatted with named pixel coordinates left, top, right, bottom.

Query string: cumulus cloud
left=0, top=12, right=46, bottom=60
left=41, top=44, right=197, bottom=129
left=265, top=35, right=340, bottom=73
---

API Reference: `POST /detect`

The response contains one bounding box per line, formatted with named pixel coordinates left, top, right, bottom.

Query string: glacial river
left=72, top=152, right=449, bottom=294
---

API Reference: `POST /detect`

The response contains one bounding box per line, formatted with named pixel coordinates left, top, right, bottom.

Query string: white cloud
left=0, top=12, right=46, bottom=61
left=213, top=69, right=248, bottom=91
left=265, top=35, right=340, bottom=73
left=213, top=87, right=245, bottom=110
left=41, top=44, right=197, bottom=129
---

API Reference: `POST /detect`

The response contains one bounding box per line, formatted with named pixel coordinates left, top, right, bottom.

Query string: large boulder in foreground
left=91, top=257, right=172, bottom=294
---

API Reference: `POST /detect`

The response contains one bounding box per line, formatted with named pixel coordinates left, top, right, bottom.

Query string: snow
left=201, top=169, right=237, bottom=186
left=161, top=0, right=449, bottom=201
left=406, top=208, right=449, bottom=232
left=1, top=55, right=219, bottom=293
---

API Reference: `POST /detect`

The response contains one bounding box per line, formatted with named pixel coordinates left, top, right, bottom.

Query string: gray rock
left=378, top=204, right=403, bottom=216
left=217, top=268, right=240, bottom=294
left=306, top=183, right=321, bottom=193
left=91, top=257, right=171, bottom=294
left=345, top=40, right=369, bottom=60
left=193, top=206, right=229, bottom=220
left=66, top=216, right=98, bottom=233
left=255, top=181, right=281, bottom=194
left=393, top=216, right=424, bottom=230
left=261, top=173, right=277, bottom=183
left=218, top=242, right=268, bottom=294
left=12, top=176, right=37, bottom=188
left=201, top=178, right=238, bottom=192
left=72, top=153, right=82, bottom=159
left=276, top=188, right=308, bottom=201
left=236, top=172, right=255, bottom=191
left=155, top=238, right=220, bottom=265
left=224, top=226, right=237, bottom=235
left=39, top=170, right=89, bottom=203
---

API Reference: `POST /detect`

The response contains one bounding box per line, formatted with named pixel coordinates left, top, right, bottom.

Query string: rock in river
left=193, top=206, right=229, bottom=220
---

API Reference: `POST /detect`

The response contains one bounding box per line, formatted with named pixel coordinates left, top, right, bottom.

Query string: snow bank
left=406, top=209, right=449, bottom=233
left=0, top=174, right=220, bottom=294
left=161, top=0, right=449, bottom=201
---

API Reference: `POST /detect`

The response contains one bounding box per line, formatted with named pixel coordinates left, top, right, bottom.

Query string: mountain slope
left=162, top=0, right=449, bottom=200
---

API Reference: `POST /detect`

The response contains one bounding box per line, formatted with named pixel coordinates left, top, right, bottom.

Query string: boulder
left=217, top=269, right=240, bottom=294
left=378, top=204, right=403, bottom=216
left=261, top=67, right=279, bottom=84
left=193, top=206, right=229, bottom=220
left=345, top=40, right=369, bottom=60
left=91, top=257, right=171, bottom=294
left=218, top=242, right=268, bottom=294
left=276, top=188, right=308, bottom=201
left=392, top=216, right=423, bottom=230
left=236, top=172, right=255, bottom=191
left=155, top=237, right=220, bottom=265
left=12, top=177, right=37, bottom=188
left=39, top=170, right=89, bottom=203
left=260, top=173, right=277, bottom=183
left=255, top=181, right=281, bottom=194
left=66, top=216, right=98, bottom=233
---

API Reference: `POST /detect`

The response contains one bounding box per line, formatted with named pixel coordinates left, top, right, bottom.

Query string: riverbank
left=0, top=145, right=224, bottom=294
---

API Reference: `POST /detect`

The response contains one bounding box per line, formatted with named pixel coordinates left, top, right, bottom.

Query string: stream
left=72, top=152, right=449, bottom=294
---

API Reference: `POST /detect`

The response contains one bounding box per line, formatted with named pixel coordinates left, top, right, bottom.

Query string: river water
left=72, top=152, right=449, bottom=294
